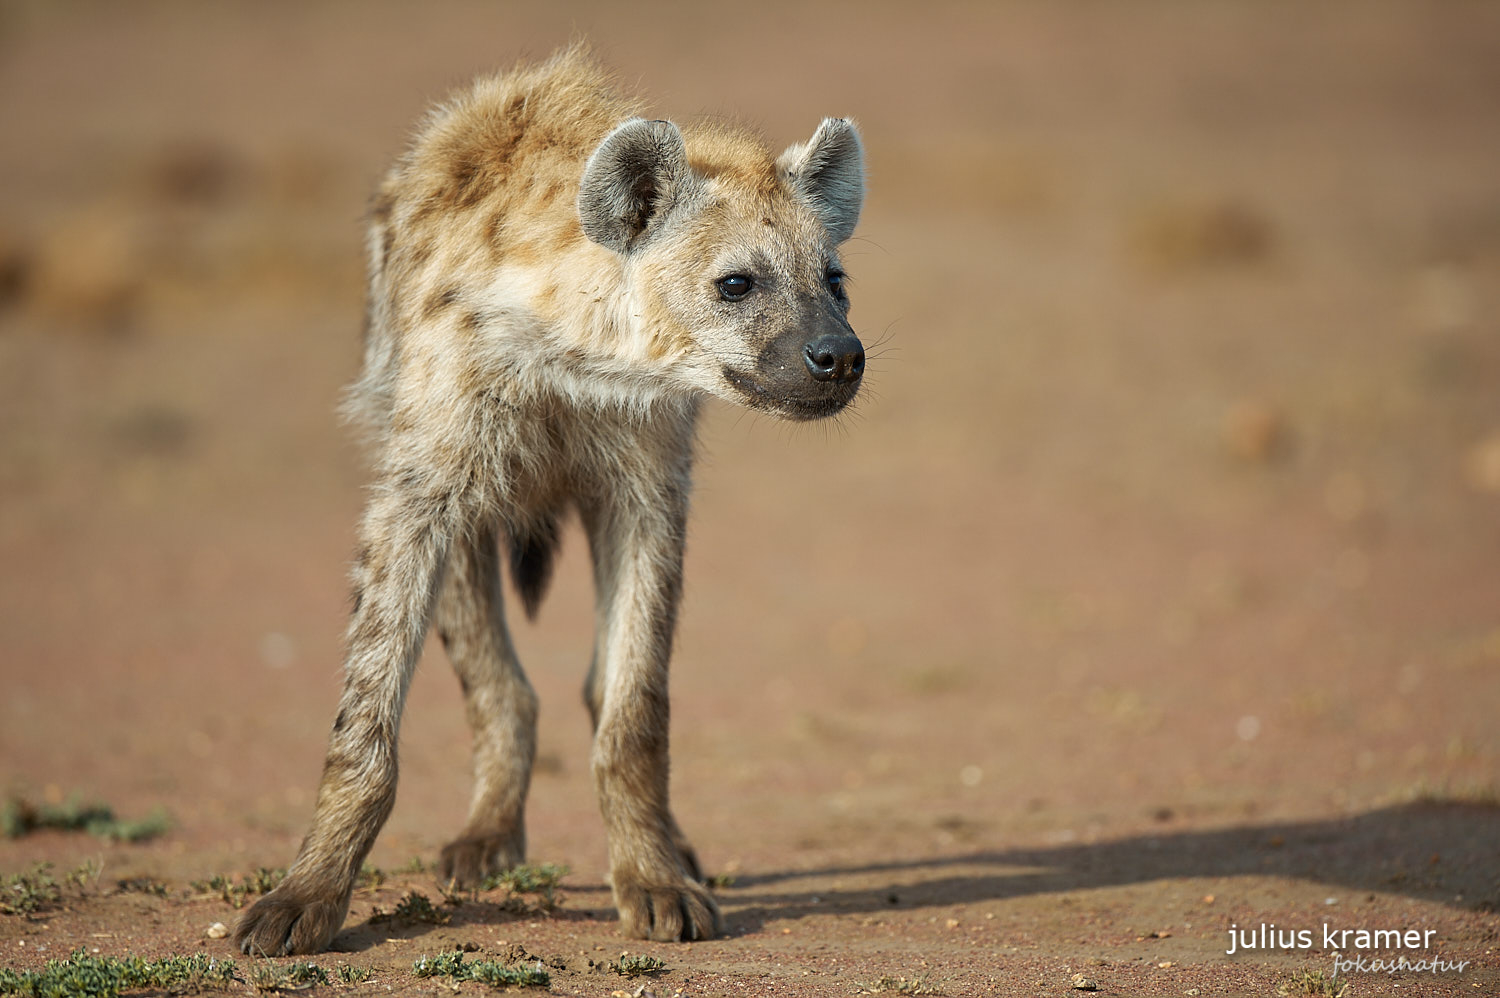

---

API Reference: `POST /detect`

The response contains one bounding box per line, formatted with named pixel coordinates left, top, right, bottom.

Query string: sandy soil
left=1, top=2, right=1498, bottom=995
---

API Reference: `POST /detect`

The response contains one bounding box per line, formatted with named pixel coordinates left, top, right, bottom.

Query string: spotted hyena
left=234, top=46, right=866, bottom=955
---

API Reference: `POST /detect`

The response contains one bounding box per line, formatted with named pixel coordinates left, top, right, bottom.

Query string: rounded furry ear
left=578, top=118, right=691, bottom=253
left=777, top=117, right=865, bottom=244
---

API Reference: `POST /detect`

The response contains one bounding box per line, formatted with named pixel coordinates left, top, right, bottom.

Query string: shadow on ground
left=722, top=802, right=1500, bottom=932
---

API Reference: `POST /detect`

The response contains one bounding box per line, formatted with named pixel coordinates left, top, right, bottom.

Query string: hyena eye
left=717, top=274, right=754, bottom=301
left=826, top=270, right=847, bottom=298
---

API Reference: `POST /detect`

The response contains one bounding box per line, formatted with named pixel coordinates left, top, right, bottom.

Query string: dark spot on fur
left=409, top=196, right=438, bottom=225
left=446, top=154, right=495, bottom=210
left=461, top=310, right=486, bottom=334
left=437, top=628, right=451, bottom=650
left=380, top=227, right=395, bottom=271
left=332, top=708, right=349, bottom=733
left=422, top=285, right=461, bottom=321
left=370, top=190, right=395, bottom=224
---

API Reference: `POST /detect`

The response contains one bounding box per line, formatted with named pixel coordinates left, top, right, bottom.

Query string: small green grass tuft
left=860, top=974, right=943, bottom=995
left=248, top=960, right=328, bottom=992
left=372, top=891, right=449, bottom=925
left=1277, top=969, right=1348, bottom=997
left=704, top=873, right=736, bottom=889
left=1, top=863, right=61, bottom=916
left=392, top=890, right=447, bottom=923
left=0, top=949, right=237, bottom=997
left=64, top=859, right=103, bottom=891
left=115, top=878, right=169, bottom=898
left=610, top=954, right=668, bottom=976
left=191, top=868, right=286, bottom=909
left=1, top=796, right=169, bottom=843
left=475, top=862, right=568, bottom=910
left=412, top=952, right=548, bottom=989
left=411, top=951, right=467, bottom=978
left=464, top=960, right=550, bottom=988
left=334, top=964, right=370, bottom=985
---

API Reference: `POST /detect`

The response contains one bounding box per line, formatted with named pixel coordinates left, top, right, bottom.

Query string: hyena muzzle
left=234, top=46, right=866, bottom=955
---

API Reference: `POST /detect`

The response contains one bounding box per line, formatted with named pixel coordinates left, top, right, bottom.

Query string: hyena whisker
left=840, top=233, right=894, bottom=258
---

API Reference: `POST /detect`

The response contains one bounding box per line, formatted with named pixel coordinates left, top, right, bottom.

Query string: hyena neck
left=470, top=252, right=701, bottom=418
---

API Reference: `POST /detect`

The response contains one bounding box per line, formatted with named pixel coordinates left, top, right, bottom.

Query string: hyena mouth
left=721, top=366, right=860, bottom=421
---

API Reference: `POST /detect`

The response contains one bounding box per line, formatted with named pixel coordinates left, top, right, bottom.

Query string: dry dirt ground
left=2, top=3, right=1499, bottom=996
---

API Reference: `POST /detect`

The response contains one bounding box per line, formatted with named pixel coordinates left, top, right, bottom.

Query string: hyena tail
left=507, top=513, right=561, bottom=621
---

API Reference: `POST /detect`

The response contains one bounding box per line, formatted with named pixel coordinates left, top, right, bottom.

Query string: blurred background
left=0, top=0, right=1497, bottom=979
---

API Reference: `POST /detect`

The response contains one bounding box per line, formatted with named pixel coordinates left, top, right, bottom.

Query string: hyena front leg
left=234, top=472, right=458, bottom=956
left=435, top=520, right=538, bottom=886
left=582, top=493, right=722, bottom=942
left=583, top=654, right=702, bottom=883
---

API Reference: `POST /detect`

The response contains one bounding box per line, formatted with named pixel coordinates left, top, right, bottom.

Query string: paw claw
left=615, top=877, right=721, bottom=942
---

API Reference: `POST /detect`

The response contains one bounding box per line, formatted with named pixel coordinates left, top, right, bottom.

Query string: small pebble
left=1071, top=972, right=1099, bottom=991
left=206, top=922, right=229, bottom=939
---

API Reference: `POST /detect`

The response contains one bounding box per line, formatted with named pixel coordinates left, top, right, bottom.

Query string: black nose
left=803, top=334, right=865, bottom=383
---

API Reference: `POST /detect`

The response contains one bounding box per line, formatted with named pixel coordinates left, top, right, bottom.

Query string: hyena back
left=234, top=46, right=865, bottom=956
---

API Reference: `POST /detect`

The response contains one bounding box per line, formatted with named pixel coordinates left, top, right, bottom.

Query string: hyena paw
left=438, top=831, right=526, bottom=887
left=613, top=874, right=722, bottom=942
left=233, top=885, right=348, bottom=956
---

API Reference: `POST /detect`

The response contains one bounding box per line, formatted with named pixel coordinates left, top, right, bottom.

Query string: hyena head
left=578, top=116, right=865, bottom=421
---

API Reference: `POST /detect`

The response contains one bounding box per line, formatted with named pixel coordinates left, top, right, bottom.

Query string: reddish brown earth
left=2, top=3, right=1498, bottom=996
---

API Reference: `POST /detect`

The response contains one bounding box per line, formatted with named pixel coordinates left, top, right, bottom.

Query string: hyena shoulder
left=348, top=47, right=648, bottom=433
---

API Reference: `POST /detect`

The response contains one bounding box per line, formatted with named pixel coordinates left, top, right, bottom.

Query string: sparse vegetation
left=412, top=952, right=549, bottom=989
left=0, top=950, right=237, bottom=997
left=1, top=863, right=61, bottom=916
left=372, top=891, right=448, bottom=925
left=1, top=796, right=169, bottom=843
left=609, top=954, right=667, bottom=976
left=474, top=862, right=568, bottom=911
left=465, top=961, right=550, bottom=988
left=64, top=859, right=103, bottom=891
left=860, top=974, right=943, bottom=995
left=334, top=964, right=370, bottom=985
left=1401, top=777, right=1500, bottom=808
left=704, top=873, right=736, bottom=889
left=247, top=960, right=328, bottom=992
left=190, top=868, right=286, bottom=909
left=115, top=878, right=169, bottom=898
left=410, top=951, right=467, bottom=978
left=1277, top=969, right=1348, bottom=997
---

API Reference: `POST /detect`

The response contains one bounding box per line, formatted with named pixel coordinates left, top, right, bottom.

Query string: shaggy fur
left=234, top=45, right=866, bottom=956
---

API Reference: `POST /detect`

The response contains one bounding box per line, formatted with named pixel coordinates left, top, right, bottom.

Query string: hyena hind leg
left=436, top=521, right=539, bottom=887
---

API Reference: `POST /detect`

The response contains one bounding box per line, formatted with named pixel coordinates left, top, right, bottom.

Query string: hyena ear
left=777, top=117, right=865, bottom=244
left=578, top=118, right=692, bottom=253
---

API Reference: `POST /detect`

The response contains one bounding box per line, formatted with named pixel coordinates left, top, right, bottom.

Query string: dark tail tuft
left=508, top=515, right=560, bottom=621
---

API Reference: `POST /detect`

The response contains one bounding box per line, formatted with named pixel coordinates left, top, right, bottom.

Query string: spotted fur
left=234, top=45, right=866, bottom=956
